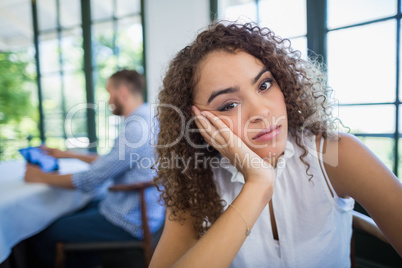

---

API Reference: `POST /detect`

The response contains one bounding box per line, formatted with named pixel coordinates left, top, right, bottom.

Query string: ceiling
left=0, top=0, right=33, bottom=50
left=0, top=0, right=141, bottom=51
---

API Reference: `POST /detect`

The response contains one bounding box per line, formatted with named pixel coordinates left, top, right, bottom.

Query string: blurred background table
left=0, top=159, right=92, bottom=265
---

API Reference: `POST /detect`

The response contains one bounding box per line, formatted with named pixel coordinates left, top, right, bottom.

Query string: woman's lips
left=252, top=125, right=281, bottom=142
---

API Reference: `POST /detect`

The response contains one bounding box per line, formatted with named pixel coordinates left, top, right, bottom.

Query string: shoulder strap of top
left=319, top=136, right=338, bottom=198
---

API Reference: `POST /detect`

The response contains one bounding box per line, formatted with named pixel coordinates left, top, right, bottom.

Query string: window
left=0, top=0, right=144, bottom=160
left=36, top=0, right=86, bottom=150
left=216, top=0, right=401, bottom=179
left=218, top=0, right=307, bottom=57
left=91, top=0, right=144, bottom=154
left=0, top=1, right=38, bottom=160
left=327, top=0, right=398, bottom=175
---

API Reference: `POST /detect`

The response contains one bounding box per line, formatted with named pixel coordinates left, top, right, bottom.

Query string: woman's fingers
left=193, top=116, right=213, bottom=143
left=192, top=106, right=217, bottom=138
left=192, top=106, right=228, bottom=148
left=193, top=114, right=226, bottom=148
left=191, top=106, right=275, bottom=182
left=192, top=106, right=230, bottom=138
left=201, top=110, right=233, bottom=143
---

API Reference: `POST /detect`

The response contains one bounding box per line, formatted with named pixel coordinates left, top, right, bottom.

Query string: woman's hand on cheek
left=192, top=105, right=276, bottom=187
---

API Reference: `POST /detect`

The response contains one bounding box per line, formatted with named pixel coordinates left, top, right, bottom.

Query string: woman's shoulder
left=316, top=131, right=359, bottom=147
left=316, top=132, right=365, bottom=168
left=317, top=132, right=393, bottom=198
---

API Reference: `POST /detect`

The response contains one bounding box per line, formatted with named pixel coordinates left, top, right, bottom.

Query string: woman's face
left=193, top=50, right=288, bottom=162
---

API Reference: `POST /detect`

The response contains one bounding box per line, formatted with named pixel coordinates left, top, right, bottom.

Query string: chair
left=351, top=210, right=395, bottom=267
left=55, top=181, right=162, bottom=268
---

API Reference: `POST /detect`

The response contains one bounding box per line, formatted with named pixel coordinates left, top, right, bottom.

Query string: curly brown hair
left=154, top=22, right=336, bottom=237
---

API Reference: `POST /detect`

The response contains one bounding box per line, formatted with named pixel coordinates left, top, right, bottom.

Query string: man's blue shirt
left=72, top=103, right=164, bottom=238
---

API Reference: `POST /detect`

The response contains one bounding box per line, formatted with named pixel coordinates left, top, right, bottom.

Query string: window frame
left=30, top=0, right=146, bottom=153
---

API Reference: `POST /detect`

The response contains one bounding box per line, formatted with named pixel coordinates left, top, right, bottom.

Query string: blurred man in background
left=24, top=69, right=164, bottom=267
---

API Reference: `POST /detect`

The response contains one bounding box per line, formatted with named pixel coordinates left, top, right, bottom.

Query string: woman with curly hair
left=150, top=22, right=402, bottom=267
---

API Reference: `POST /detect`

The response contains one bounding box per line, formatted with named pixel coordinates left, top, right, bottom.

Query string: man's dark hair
left=110, top=69, right=145, bottom=95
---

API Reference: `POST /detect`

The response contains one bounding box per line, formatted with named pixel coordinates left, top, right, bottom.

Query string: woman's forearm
left=172, top=180, right=273, bottom=268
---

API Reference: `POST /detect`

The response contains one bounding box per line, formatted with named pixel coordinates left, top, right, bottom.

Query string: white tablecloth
left=0, top=159, right=92, bottom=263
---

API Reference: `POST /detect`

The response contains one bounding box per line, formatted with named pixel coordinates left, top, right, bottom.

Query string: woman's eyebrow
left=207, top=86, right=239, bottom=104
left=253, top=68, right=270, bottom=85
left=206, top=68, right=269, bottom=104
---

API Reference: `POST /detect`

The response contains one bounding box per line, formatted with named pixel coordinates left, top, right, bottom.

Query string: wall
left=144, top=0, right=210, bottom=105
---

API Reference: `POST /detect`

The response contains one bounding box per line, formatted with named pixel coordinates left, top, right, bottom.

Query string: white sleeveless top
left=212, top=134, right=355, bottom=268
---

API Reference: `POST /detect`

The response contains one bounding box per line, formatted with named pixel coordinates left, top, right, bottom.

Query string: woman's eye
left=219, top=102, right=239, bottom=111
left=259, top=80, right=273, bottom=92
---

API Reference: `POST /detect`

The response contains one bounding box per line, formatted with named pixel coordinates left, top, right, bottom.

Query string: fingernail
left=201, top=111, right=207, bottom=117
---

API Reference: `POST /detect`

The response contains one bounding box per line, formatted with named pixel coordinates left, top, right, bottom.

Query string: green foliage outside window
left=0, top=51, right=39, bottom=160
left=0, top=52, right=35, bottom=124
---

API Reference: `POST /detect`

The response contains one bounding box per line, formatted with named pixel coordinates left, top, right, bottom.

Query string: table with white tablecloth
left=0, top=159, right=92, bottom=264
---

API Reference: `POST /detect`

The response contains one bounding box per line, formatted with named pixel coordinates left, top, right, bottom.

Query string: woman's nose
left=247, top=97, right=270, bottom=124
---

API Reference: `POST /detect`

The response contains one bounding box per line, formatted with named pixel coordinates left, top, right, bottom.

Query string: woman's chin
left=251, top=139, right=287, bottom=164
